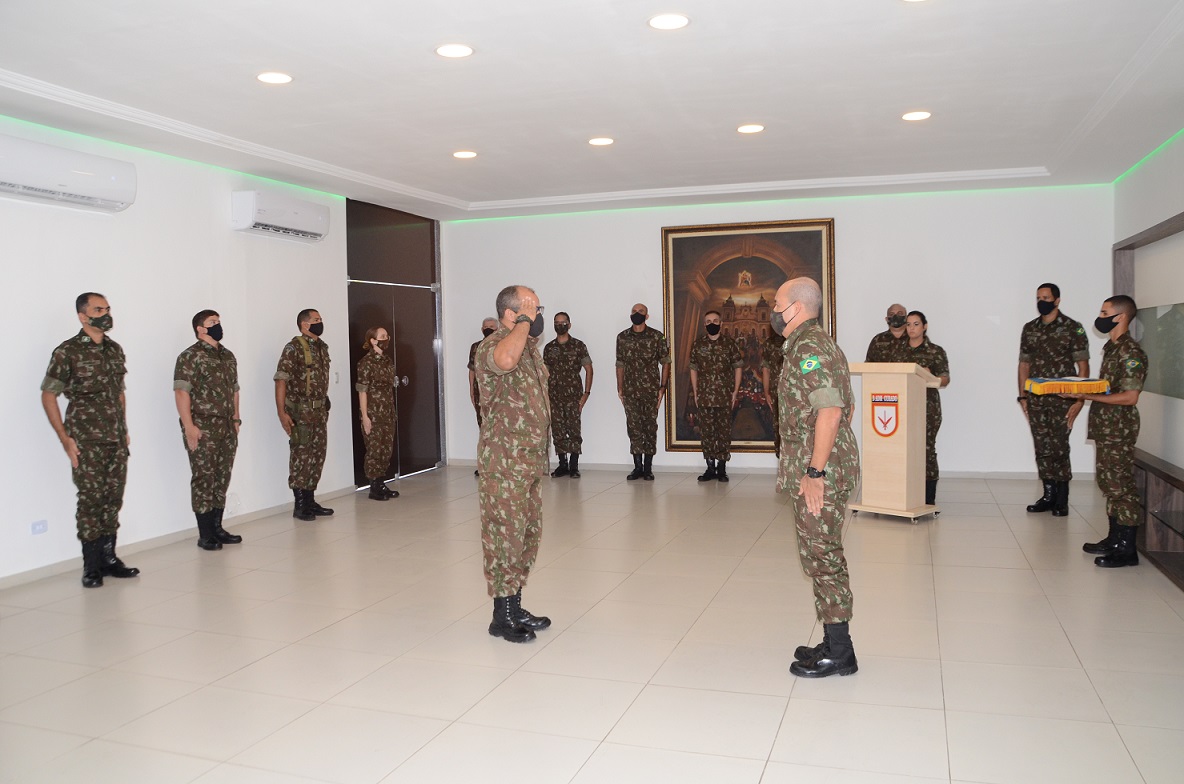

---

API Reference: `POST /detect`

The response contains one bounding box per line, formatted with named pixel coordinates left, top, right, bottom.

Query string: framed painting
left=661, top=219, right=835, bottom=453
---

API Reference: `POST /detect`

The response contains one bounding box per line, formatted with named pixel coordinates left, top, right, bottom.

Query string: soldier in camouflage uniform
left=174, top=310, right=243, bottom=550
left=543, top=311, right=593, bottom=479
left=468, top=317, right=498, bottom=476
left=901, top=311, right=951, bottom=505
left=1069, top=295, right=1147, bottom=568
left=865, top=303, right=908, bottom=362
left=773, top=278, right=860, bottom=678
left=1018, top=283, right=1089, bottom=517
left=689, top=310, right=743, bottom=481
left=357, top=326, right=398, bottom=501
left=40, top=293, right=140, bottom=588
left=761, top=333, right=786, bottom=457
left=615, top=303, right=670, bottom=480
left=275, top=308, right=334, bottom=521
left=477, top=285, right=553, bottom=643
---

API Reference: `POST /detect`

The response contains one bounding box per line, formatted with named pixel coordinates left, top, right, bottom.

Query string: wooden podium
left=848, top=363, right=942, bottom=522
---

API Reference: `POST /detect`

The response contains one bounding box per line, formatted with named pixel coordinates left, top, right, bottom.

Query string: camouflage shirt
left=173, top=341, right=239, bottom=422
left=41, top=330, right=128, bottom=443
left=689, top=334, right=743, bottom=408
left=355, top=351, right=396, bottom=410
left=777, top=319, right=859, bottom=494
left=900, top=337, right=950, bottom=413
left=274, top=335, right=331, bottom=403
left=1019, top=312, right=1089, bottom=378
left=476, top=327, right=551, bottom=477
left=615, top=326, right=670, bottom=394
left=865, top=330, right=907, bottom=363
left=468, top=339, right=484, bottom=401
left=1087, top=332, right=1147, bottom=443
left=543, top=336, right=591, bottom=401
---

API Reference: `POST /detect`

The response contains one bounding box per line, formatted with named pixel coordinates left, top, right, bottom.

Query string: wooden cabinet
left=1135, top=449, right=1184, bottom=590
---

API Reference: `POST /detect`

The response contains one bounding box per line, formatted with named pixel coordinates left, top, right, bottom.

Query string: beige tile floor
left=2, top=468, right=1184, bottom=783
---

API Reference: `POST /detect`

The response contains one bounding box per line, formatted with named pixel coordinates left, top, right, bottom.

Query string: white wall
left=441, top=186, right=1115, bottom=477
left=1115, top=130, right=1184, bottom=243
left=1, top=119, right=351, bottom=581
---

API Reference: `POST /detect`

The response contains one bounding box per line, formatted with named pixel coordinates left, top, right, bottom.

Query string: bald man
left=772, top=278, right=860, bottom=678
left=865, top=303, right=908, bottom=362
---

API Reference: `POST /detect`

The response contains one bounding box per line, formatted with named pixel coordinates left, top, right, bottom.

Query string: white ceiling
left=1, top=0, right=1182, bottom=219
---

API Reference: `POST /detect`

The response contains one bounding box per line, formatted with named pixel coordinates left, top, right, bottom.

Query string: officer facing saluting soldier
left=275, top=308, right=334, bottom=522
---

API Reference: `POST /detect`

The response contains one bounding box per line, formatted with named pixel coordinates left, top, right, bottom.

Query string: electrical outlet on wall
left=31, top=520, right=48, bottom=535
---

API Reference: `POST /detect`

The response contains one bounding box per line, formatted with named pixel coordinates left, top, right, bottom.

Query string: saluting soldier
left=275, top=308, right=334, bottom=521
left=356, top=326, right=398, bottom=501
left=761, top=332, right=786, bottom=457
left=468, top=317, right=498, bottom=476
left=689, top=310, right=743, bottom=482
left=477, top=285, right=552, bottom=643
left=1017, top=283, right=1089, bottom=517
left=901, top=311, right=951, bottom=506
left=174, top=309, right=243, bottom=550
left=1068, top=295, right=1147, bottom=568
left=543, top=311, right=593, bottom=478
left=40, top=292, right=140, bottom=588
left=865, top=303, right=908, bottom=362
left=616, top=303, right=670, bottom=480
left=773, top=278, right=860, bottom=678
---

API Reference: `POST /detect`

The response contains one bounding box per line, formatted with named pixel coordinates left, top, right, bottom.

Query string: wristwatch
left=1016, top=395, right=1028, bottom=402
left=514, top=314, right=533, bottom=326
left=806, top=466, right=826, bottom=479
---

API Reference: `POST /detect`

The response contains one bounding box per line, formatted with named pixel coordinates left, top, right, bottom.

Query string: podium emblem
left=870, top=393, right=898, bottom=437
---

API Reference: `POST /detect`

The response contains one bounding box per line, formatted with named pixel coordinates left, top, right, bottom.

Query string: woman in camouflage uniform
left=356, top=327, right=398, bottom=501
left=902, top=311, right=950, bottom=505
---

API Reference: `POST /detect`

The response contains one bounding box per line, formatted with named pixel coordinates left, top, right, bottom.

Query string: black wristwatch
left=514, top=314, right=533, bottom=326
left=806, top=466, right=826, bottom=479
left=1016, top=395, right=1028, bottom=402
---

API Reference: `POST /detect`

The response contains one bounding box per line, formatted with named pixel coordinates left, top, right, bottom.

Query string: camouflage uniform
left=761, top=335, right=785, bottom=456
left=778, top=319, right=860, bottom=624
left=543, top=336, right=591, bottom=454
left=173, top=341, right=239, bottom=513
left=41, top=331, right=129, bottom=542
left=615, top=326, right=670, bottom=455
left=865, top=330, right=907, bottom=363
left=689, top=334, right=743, bottom=461
left=356, top=350, right=397, bottom=479
left=1019, top=313, right=1090, bottom=482
left=1088, top=333, right=1147, bottom=527
left=468, top=339, right=484, bottom=426
left=476, top=326, right=551, bottom=597
left=274, top=335, right=331, bottom=490
left=900, top=337, right=950, bottom=481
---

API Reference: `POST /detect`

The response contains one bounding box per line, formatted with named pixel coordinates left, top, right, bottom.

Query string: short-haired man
left=760, top=331, right=786, bottom=457
left=865, top=303, right=908, bottom=362
left=543, top=311, right=593, bottom=478
left=616, top=303, right=670, bottom=480
left=40, top=292, right=140, bottom=588
left=275, top=308, right=333, bottom=521
left=468, top=317, right=498, bottom=476
left=689, top=310, right=743, bottom=481
left=1018, top=283, right=1089, bottom=516
left=175, top=310, right=243, bottom=550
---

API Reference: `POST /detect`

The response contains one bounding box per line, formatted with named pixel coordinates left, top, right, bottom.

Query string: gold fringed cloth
left=1025, top=377, right=1111, bottom=395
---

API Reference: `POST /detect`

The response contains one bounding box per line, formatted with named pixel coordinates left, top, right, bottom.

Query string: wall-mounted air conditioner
left=231, top=189, right=329, bottom=242
left=0, top=133, right=137, bottom=212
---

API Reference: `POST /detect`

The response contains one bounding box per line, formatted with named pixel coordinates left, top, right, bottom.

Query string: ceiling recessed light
left=588, top=137, right=614, bottom=146
left=737, top=124, right=765, bottom=134
left=902, top=111, right=931, bottom=121
left=648, top=14, right=690, bottom=30
left=256, top=72, right=292, bottom=85
left=436, top=44, right=474, bottom=58
left=453, top=150, right=477, bottom=159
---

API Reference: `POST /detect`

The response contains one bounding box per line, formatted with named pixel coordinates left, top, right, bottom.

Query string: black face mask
left=769, top=304, right=791, bottom=336
left=482, top=327, right=496, bottom=338
left=1095, top=315, right=1119, bottom=334
left=630, top=312, right=646, bottom=326
left=205, top=323, right=223, bottom=342
left=554, top=323, right=570, bottom=335
left=88, top=314, right=113, bottom=332
left=308, top=322, right=324, bottom=337
left=374, top=339, right=389, bottom=351
left=1037, top=300, right=1057, bottom=317
left=705, top=323, right=721, bottom=336
left=529, top=313, right=545, bottom=338
left=887, top=314, right=906, bottom=329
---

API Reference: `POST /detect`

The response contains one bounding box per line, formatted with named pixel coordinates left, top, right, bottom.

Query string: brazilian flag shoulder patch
left=1076, top=326, right=1085, bottom=335
left=1125, top=358, right=1143, bottom=370
left=799, top=355, right=821, bottom=374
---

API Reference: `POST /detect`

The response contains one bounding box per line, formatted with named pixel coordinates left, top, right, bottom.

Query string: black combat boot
left=627, top=454, right=644, bottom=480
left=697, top=459, right=718, bottom=482
left=81, top=539, right=104, bottom=588
left=99, top=534, right=139, bottom=578
left=1026, top=481, right=1057, bottom=513
left=794, top=626, right=829, bottom=663
left=569, top=454, right=581, bottom=478
left=509, top=589, right=551, bottom=631
left=308, top=493, right=334, bottom=516
left=381, top=481, right=399, bottom=499
left=642, top=454, right=655, bottom=480
left=1051, top=481, right=1070, bottom=517
left=1083, top=516, right=1120, bottom=555
left=925, top=479, right=937, bottom=506
left=488, top=595, right=536, bottom=643
left=196, top=511, right=223, bottom=551
left=551, top=453, right=570, bottom=478
left=212, top=508, right=242, bottom=544
left=368, top=478, right=389, bottom=501
left=789, top=621, right=858, bottom=678
left=1095, top=524, right=1139, bottom=568
left=293, top=489, right=316, bottom=522
left=716, top=460, right=729, bottom=482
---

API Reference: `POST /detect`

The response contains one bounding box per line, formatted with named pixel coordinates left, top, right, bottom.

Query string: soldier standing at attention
left=1066, top=295, right=1147, bottom=568
left=616, top=303, right=670, bottom=481
left=543, top=311, right=593, bottom=479
left=477, top=285, right=552, bottom=642
left=901, top=311, right=951, bottom=506
left=40, top=292, right=140, bottom=588
left=275, top=308, right=334, bottom=522
left=690, top=310, right=743, bottom=482
left=357, top=326, right=398, bottom=501
left=865, top=303, right=908, bottom=362
left=772, top=278, right=860, bottom=678
left=174, top=310, right=243, bottom=550
left=468, top=317, right=498, bottom=476
left=761, top=331, right=786, bottom=457
left=1018, top=283, right=1089, bottom=517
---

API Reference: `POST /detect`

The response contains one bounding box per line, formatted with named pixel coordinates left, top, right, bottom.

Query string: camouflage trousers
left=791, top=482, right=854, bottom=624
left=624, top=390, right=659, bottom=455
left=363, top=408, right=396, bottom=479
left=698, top=406, right=732, bottom=461
left=73, top=441, right=128, bottom=542
left=1096, top=439, right=1140, bottom=526
left=550, top=396, right=583, bottom=454
left=926, top=409, right=942, bottom=482
left=1027, top=396, right=1073, bottom=482
left=288, top=408, right=328, bottom=490
left=182, top=418, right=237, bottom=514
left=479, top=473, right=543, bottom=597
left=770, top=398, right=781, bottom=458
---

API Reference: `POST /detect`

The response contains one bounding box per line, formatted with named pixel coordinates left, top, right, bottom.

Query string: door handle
left=400, top=376, right=410, bottom=386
